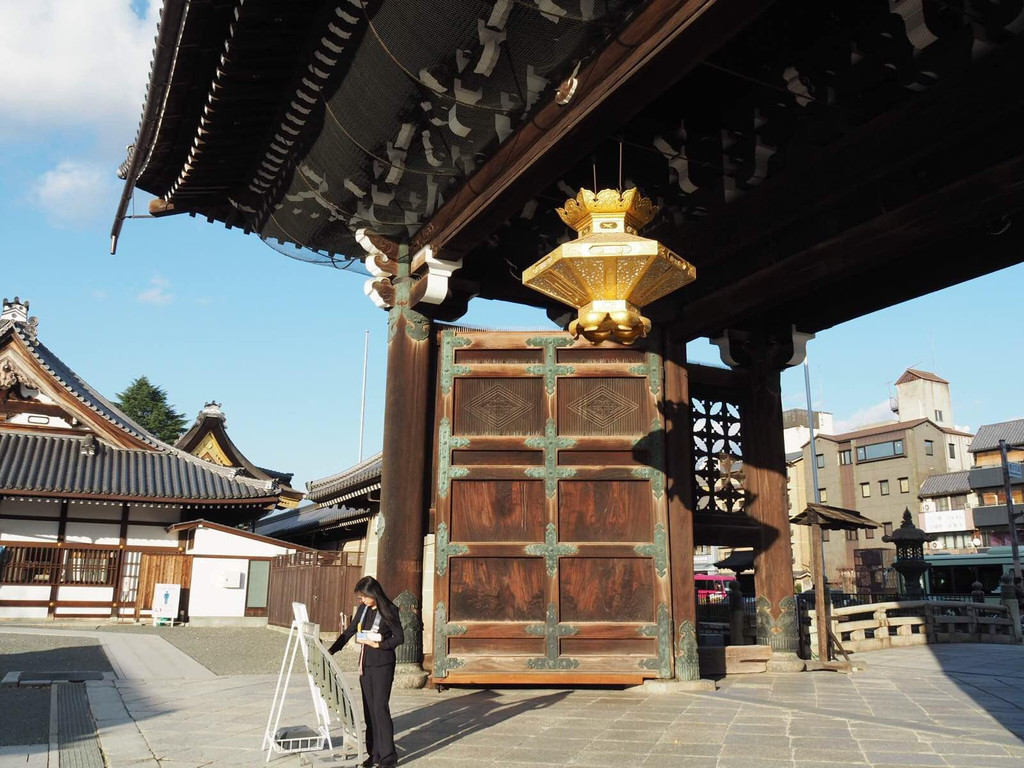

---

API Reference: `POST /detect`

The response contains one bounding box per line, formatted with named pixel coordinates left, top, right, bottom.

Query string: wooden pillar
left=743, top=347, right=804, bottom=671
left=376, top=247, right=433, bottom=688
left=664, top=331, right=699, bottom=680
left=48, top=499, right=69, bottom=618
left=809, top=516, right=829, bottom=662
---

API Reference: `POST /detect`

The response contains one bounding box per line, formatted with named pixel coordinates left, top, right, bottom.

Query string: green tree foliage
left=114, top=376, right=188, bottom=443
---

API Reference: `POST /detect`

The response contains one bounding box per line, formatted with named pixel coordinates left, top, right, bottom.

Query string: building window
left=846, top=529, right=858, bottom=541
left=925, top=440, right=934, bottom=456
left=839, top=449, right=852, bottom=465
left=899, top=477, right=910, bottom=493
left=856, top=439, right=905, bottom=462
left=950, top=494, right=968, bottom=509
left=816, top=453, right=825, bottom=469
left=822, top=529, right=830, bottom=542
left=883, top=522, right=894, bottom=537
left=935, top=409, right=943, bottom=422
left=819, top=488, right=828, bottom=504
left=948, top=443, right=956, bottom=459
left=865, top=527, right=875, bottom=539
left=879, top=479, right=890, bottom=496
left=860, top=482, right=871, bottom=498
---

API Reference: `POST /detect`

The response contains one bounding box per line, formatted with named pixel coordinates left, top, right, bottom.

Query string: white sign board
left=152, top=583, right=181, bottom=620
left=1008, top=461, right=1023, bottom=480
left=919, top=509, right=967, bottom=534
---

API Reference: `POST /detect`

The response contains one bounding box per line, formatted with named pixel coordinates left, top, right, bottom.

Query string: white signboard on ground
left=152, top=583, right=181, bottom=621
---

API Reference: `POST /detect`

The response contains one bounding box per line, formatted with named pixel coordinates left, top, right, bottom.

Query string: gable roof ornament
left=1, top=297, right=38, bottom=342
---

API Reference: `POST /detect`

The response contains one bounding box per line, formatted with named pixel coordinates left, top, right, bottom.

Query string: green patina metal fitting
left=756, top=595, right=799, bottom=653
left=525, top=419, right=576, bottom=497
left=524, top=523, right=578, bottom=577
left=433, top=602, right=467, bottom=678
left=675, top=618, right=699, bottom=681
left=437, top=417, right=470, bottom=499
left=526, top=602, right=579, bottom=670
left=394, top=590, right=423, bottom=664
left=439, top=330, right=472, bottom=393
left=434, top=522, right=468, bottom=577
left=629, top=351, right=662, bottom=396
left=638, top=603, right=673, bottom=678
left=633, top=522, right=668, bottom=577
left=525, top=336, right=575, bottom=394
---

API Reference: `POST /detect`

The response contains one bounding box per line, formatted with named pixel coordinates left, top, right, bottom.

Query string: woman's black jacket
left=328, top=606, right=404, bottom=667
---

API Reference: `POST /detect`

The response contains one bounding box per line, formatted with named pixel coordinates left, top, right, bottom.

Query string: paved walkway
left=1, top=629, right=1022, bottom=768
left=0, top=626, right=214, bottom=680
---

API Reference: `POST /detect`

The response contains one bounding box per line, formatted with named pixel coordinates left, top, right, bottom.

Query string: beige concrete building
left=795, top=369, right=973, bottom=592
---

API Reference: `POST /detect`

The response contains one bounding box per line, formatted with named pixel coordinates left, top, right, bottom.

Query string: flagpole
left=358, top=330, right=369, bottom=462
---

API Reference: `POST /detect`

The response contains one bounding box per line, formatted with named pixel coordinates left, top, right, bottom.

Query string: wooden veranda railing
left=0, top=544, right=119, bottom=586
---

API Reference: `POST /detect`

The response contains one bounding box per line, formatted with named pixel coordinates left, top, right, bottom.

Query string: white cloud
left=30, top=160, right=114, bottom=225
left=832, top=400, right=897, bottom=434
left=90, top=289, right=109, bottom=301
left=137, top=276, right=173, bottom=306
left=0, top=1, right=160, bottom=138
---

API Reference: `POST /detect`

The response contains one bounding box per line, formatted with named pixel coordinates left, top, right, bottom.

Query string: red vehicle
left=695, top=573, right=735, bottom=601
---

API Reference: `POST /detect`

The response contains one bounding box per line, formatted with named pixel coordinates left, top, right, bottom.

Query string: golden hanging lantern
left=521, top=187, right=696, bottom=344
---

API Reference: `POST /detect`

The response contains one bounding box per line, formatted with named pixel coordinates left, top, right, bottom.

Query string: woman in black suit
left=329, top=576, right=404, bottom=768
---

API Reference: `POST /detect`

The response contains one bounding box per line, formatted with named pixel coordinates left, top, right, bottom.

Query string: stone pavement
left=84, top=644, right=1024, bottom=768
left=1, top=628, right=1022, bottom=768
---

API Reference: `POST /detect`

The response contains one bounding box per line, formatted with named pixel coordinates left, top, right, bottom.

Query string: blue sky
left=2, top=2, right=1022, bottom=489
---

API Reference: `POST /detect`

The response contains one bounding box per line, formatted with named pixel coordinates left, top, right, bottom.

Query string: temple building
left=0, top=297, right=283, bottom=620
left=177, top=402, right=304, bottom=509
left=113, top=1, right=1024, bottom=685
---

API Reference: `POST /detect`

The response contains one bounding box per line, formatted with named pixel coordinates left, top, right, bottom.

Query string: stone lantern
left=882, top=508, right=935, bottom=597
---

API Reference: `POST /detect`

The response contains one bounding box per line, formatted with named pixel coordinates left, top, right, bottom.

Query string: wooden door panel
left=453, top=378, right=545, bottom=435
left=558, top=480, right=652, bottom=542
left=559, top=558, right=655, bottom=622
left=557, top=377, right=650, bottom=436
left=451, top=480, right=546, bottom=541
left=449, top=557, right=546, bottom=621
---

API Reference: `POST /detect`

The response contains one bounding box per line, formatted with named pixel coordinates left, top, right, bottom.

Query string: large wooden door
left=432, top=330, right=671, bottom=684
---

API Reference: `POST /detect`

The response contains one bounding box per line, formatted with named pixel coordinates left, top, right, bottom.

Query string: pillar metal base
left=765, top=651, right=806, bottom=673
left=392, top=663, right=429, bottom=690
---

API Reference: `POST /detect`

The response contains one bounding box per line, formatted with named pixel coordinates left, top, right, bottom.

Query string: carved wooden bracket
left=357, top=228, right=462, bottom=311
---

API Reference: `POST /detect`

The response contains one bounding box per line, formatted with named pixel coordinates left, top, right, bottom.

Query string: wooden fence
left=803, top=599, right=1020, bottom=653
left=268, top=551, right=364, bottom=634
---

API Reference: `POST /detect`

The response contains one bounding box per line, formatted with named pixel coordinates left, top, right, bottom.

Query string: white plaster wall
left=0, top=585, right=51, bottom=601
left=126, top=525, right=178, bottom=548
left=56, top=586, right=115, bottom=602
left=55, top=606, right=109, bottom=615
left=190, top=526, right=291, bottom=557
left=128, top=505, right=182, bottom=523
left=64, top=522, right=120, bottom=546
left=0, top=605, right=48, bottom=619
left=67, top=501, right=122, bottom=520
left=363, top=516, right=380, bottom=579
left=0, top=498, right=61, bottom=518
left=0, top=519, right=59, bottom=542
left=188, top=557, right=249, bottom=617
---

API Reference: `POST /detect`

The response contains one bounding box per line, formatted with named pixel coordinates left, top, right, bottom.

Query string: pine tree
left=114, top=376, right=188, bottom=443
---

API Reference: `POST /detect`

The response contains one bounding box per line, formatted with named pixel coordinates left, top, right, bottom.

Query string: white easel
left=262, top=603, right=336, bottom=761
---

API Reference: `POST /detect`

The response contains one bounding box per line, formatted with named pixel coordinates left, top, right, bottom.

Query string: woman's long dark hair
left=354, top=576, right=400, bottom=625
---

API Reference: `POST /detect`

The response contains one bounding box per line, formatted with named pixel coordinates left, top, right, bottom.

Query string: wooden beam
left=416, top=0, right=770, bottom=256
left=665, top=33, right=1024, bottom=336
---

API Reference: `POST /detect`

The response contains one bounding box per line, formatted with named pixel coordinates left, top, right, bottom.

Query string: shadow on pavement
left=391, top=689, right=570, bottom=762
